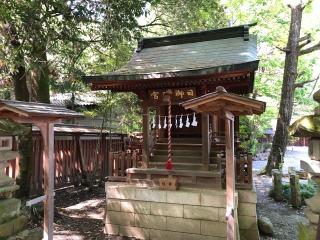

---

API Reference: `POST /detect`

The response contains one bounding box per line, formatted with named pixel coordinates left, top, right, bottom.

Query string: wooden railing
left=5, top=132, right=126, bottom=196
left=108, top=150, right=142, bottom=177
left=235, top=152, right=253, bottom=189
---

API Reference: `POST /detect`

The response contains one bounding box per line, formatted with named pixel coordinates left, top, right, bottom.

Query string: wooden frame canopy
left=181, top=86, right=265, bottom=240
left=0, top=99, right=82, bottom=240
left=181, top=86, right=265, bottom=115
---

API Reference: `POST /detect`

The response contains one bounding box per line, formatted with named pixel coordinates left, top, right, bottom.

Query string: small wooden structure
left=181, top=86, right=265, bottom=240
left=0, top=100, right=82, bottom=240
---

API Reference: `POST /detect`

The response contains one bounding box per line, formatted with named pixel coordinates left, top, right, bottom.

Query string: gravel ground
left=253, top=146, right=309, bottom=174
left=255, top=174, right=309, bottom=240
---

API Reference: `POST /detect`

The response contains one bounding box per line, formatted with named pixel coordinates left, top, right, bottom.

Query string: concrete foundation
left=105, top=182, right=259, bottom=240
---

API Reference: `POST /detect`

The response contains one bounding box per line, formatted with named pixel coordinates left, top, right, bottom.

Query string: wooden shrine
left=90, top=25, right=265, bottom=240
left=0, top=100, right=82, bottom=240
left=86, top=24, right=260, bottom=189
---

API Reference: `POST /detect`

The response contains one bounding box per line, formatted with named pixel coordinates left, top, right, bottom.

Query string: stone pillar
left=272, top=169, right=283, bottom=201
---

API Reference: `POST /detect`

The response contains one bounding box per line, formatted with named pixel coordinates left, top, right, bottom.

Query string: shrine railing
left=108, top=150, right=142, bottom=177
left=235, top=152, right=253, bottom=189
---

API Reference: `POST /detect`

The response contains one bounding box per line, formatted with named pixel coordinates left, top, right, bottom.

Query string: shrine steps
left=150, top=155, right=223, bottom=166
left=154, top=142, right=202, bottom=150
left=149, top=162, right=218, bottom=171
left=157, top=138, right=202, bottom=144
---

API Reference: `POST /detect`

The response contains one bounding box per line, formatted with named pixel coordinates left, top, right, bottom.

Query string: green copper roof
left=85, top=24, right=259, bottom=82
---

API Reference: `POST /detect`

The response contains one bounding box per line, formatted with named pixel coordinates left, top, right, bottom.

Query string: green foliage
left=239, top=107, right=276, bottom=154
left=147, top=0, right=227, bottom=35
left=0, top=0, right=154, bottom=100
left=282, top=180, right=317, bottom=204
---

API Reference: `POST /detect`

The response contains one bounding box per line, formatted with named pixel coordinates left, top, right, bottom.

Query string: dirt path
left=254, top=174, right=309, bottom=240
left=53, top=185, right=107, bottom=240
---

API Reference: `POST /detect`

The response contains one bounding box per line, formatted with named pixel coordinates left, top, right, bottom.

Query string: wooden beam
left=37, top=122, right=55, bottom=240
left=142, top=102, right=150, bottom=168
left=225, top=112, right=236, bottom=240
left=201, top=113, right=209, bottom=170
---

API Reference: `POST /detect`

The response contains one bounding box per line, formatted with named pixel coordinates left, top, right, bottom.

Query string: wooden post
left=142, top=102, right=150, bottom=168
left=202, top=112, right=209, bottom=170
left=272, top=169, right=283, bottom=201
left=38, top=122, right=55, bottom=240
left=225, top=111, right=235, bottom=240
left=290, top=174, right=301, bottom=208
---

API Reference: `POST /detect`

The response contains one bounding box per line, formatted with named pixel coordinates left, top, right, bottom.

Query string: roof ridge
left=0, top=99, right=66, bottom=108
left=137, top=23, right=257, bottom=50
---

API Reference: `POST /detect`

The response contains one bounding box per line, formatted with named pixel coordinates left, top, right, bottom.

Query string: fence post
left=108, top=152, right=113, bottom=176
left=272, top=169, right=283, bottom=201
left=290, top=174, right=301, bottom=208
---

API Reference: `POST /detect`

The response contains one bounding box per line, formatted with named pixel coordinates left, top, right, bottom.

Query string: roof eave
left=85, top=60, right=259, bottom=84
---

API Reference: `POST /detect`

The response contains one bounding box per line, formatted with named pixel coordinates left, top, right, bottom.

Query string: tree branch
left=276, top=46, right=290, bottom=53
left=299, top=33, right=311, bottom=42
left=298, top=39, right=311, bottom=49
left=299, top=41, right=320, bottom=55
left=294, top=75, right=320, bottom=89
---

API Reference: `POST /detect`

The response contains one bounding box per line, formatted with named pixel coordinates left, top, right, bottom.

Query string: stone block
left=104, top=224, right=119, bottom=235
left=105, top=211, right=134, bottom=226
left=151, top=202, right=183, bottom=217
left=0, top=215, right=27, bottom=238
left=0, top=219, right=14, bottom=238
left=305, top=207, right=319, bottom=224
left=166, top=217, right=200, bottom=234
left=150, top=229, right=225, bottom=240
left=200, top=220, right=226, bottom=237
left=13, top=215, right=28, bottom=234
left=0, top=198, right=21, bottom=224
left=238, top=203, right=256, bottom=217
left=135, top=188, right=166, bottom=202
left=121, top=200, right=150, bottom=214
left=7, top=227, right=43, bottom=240
left=218, top=208, right=226, bottom=222
left=167, top=191, right=201, bottom=205
left=106, top=183, right=135, bottom=200
left=238, top=189, right=257, bottom=204
left=119, top=226, right=149, bottom=239
left=238, top=216, right=257, bottom=230
left=106, top=199, right=120, bottom=211
left=201, top=192, right=225, bottom=207
left=135, top=213, right=166, bottom=230
left=183, top=205, right=218, bottom=221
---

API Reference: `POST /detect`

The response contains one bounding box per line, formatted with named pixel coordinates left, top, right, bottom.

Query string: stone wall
left=238, top=188, right=260, bottom=240
left=105, top=183, right=260, bottom=240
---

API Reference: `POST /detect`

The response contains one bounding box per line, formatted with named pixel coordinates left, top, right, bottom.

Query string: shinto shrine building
left=85, top=24, right=262, bottom=240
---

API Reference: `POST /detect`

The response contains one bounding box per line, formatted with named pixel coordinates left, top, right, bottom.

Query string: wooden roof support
left=0, top=100, right=82, bottom=240
left=181, top=86, right=266, bottom=240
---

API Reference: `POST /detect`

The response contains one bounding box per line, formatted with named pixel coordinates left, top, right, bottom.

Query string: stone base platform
left=105, top=182, right=259, bottom=240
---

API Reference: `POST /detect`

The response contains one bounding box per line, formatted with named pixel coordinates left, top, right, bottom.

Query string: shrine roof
left=181, top=86, right=265, bottom=116
left=85, top=24, right=258, bottom=85
left=0, top=100, right=83, bottom=119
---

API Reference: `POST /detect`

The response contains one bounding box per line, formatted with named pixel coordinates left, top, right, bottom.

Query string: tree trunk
left=7, top=24, right=30, bottom=101
left=265, top=4, right=303, bottom=175
left=30, top=46, right=50, bottom=103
